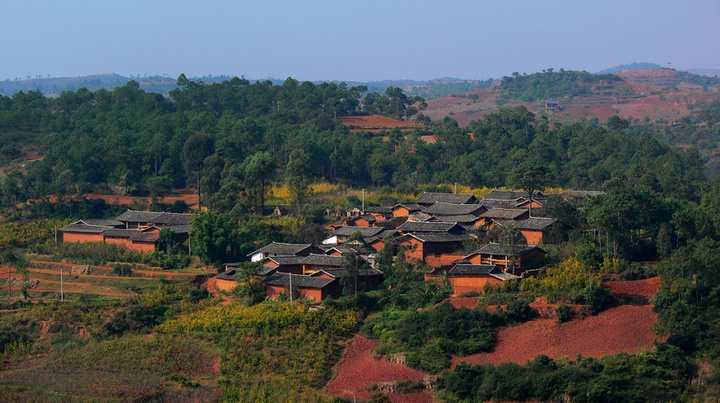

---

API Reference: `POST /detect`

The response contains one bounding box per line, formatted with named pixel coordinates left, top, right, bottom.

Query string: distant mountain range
left=0, top=63, right=718, bottom=97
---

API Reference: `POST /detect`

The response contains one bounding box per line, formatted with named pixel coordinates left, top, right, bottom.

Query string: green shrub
left=555, top=304, right=573, bottom=323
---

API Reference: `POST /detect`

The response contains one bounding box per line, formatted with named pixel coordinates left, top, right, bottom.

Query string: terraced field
left=0, top=256, right=212, bottom=301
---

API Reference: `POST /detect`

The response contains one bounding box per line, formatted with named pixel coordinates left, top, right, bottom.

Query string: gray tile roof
left=496, top=217, right=557, bottom=230
left=448, top=264, right=498, bottom=275
left=393, top=203, right=424, bottom=212
left=299, top=254, right=345, bottom=267
left=102, top=228, right=141, bottom=238
left=478, top=199, right=519, bottom=209
left=115, top=210, right=192, bottom=226
left=479, top=208, right=528, bottom=220
left=475, top=243, right=547, bottom=256
left=423, top=202, right=485, bottom=216
left=129, top=232, right=159, bottom=242
left=81, top=218, right=124, bottom=227
left=406, top=232, right=471, bottom=243
left=313, top=267, right=384, bottom=278
left=397, top=221, right=465, bottom=233
left=59, top=223, right=112, bottom=234
left=215, top=269, right=238, bottom=281
left=333, top=226, right=386, bottom=238
left=263, top=273, right=336, bottom=289
left=408, top=212, right=434, bottom=222
left=264, top=255, right=306, bottom=265
left=364, top=206, right=392, bottom=215
left=433, top=214, right=481, bottom=224
left=417, top=192, right=477, bottom=205
left=249, top=242, right=314, bottom=256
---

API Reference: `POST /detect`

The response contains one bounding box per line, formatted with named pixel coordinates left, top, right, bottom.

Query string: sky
left=1, top=1, right=719, bottom=82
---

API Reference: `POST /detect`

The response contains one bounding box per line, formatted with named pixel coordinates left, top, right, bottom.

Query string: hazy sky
left=1, top=1, right=718, bottom=82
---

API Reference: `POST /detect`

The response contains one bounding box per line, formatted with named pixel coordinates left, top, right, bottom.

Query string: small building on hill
left=248, top=242, right=323, bottom=262
left=464, top=243, right=547, bottom=275
left=416, top=192, right=477, bottom=206
left=426, top=263, right=520, bottom=296
left=264, top=272, right=342, bottom=302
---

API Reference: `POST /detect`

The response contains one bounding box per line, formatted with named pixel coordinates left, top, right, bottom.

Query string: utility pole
left=361, top=189, right=365, bottom=214
left=60, top=267, right=64, bottom=301
left=289, top=273, right=293, bottom=304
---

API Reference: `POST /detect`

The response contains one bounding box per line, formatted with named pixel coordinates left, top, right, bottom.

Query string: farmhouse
left=416, top=192, right=477, bottom=206
left=463, top=243, right=547, bottom=275
left=264, top=272, right=342, bottom=301
left=248, top=242, right=323, bottom=262
left=58, top=210, right=192, bottom=252
left=426, top=263, right=520, bottom=296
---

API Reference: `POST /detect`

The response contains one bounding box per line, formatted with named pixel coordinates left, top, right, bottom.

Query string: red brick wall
left=450, top=276, right=503, bottom=296
left=521, top=229, right=542, bottom=245
left=63, top=232, right=104, bottom=243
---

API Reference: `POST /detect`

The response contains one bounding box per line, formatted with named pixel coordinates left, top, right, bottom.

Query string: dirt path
left=204, top=278, right=232, bottom=305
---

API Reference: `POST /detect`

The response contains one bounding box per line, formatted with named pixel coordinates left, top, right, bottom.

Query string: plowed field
left=452, top=277, right=662, bottom=367
left=327, top=335, right=432, bottom=403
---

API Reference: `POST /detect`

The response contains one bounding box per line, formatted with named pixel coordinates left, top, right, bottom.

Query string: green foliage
left=555, top=304, right=573, bottom=322
left=364, top=302, right=495, bottom=373
left=438, top=344, right=692, bottom=402
left=498, top=69, right=623, bottom=103
left=111, top=263, right=133, bottom=277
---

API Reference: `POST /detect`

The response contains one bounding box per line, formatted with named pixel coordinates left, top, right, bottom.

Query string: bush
left=112, top=264, right=133, bottom=277
left=555, top=304, right=573, bottom=322
left=584, top=286, right=615, bottom=315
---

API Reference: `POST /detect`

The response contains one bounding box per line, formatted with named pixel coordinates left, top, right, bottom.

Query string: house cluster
left=58, top=210, right=192, bottom=252
left=220, top=190, right=573, bottom=301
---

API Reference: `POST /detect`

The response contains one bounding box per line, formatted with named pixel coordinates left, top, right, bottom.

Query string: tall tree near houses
left=285, top=149, right=313, bottom=214
left=508, top=161, right=554, bottom=217
left=183, top=132, right=214, bottom=209
left=242, top=151, right=275, bottom=214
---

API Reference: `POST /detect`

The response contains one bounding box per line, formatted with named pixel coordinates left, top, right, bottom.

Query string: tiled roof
left=392, top=203, right=424, bottom=212
left=299, top=254, right=345, bottom=267
left=115, top=210, right=192, bottom=226
left=59, top=223, right=112, bottom=234
left=478, top=199, right=519, bottom=209
left=333, top=226, right=386, bottom=238
left=81, top=218, right=124, bottom=227
left=406, top=232, right=471, bottom=243
left=397, top=221, right=465, bottom=233
left=448, top=264, right=498, bottom=275
left=496, top=217, right=557, bottom=230
left=423, top=202, right=484, bottom=216
left=479, top=208, right=528, bottom=220
left=484, top=190, right=544, bottom=200
left=249, top=242, right=314, bottom=256
left=408, top=212, right=434, bottom=222
left=264, top=255, right=306, bottom=265
left=215, top=269, right=238, bottom=281
left=417, top=192, right=477, bottom=205
left=263, top=273, right=336, bottom=289
left=313, top=268, right=383, bottom=278
left=116, top=210, right=164, bottom=223
left=433, top=214, right=480, bottom=224
left=364, top=206, right=392, bottom=214
left=475, top=243, right=547, bottom=256
left=102, top=228, right=140, bottom=238
left=129, top=232, right=159, bottom=242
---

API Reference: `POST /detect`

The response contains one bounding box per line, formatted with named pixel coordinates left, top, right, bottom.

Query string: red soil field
left=327, top=335, right=433, bottom=403
left=338, top=115, right=423, bottom=133
left=452, top=277, right=662, bottom=367
left=84, top=190, right=199, bottom=209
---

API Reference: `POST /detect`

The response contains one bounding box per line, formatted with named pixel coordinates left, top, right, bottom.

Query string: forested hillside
left=2, top=72, right=720, bottom=401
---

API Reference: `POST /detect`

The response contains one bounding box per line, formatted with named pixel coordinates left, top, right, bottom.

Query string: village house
left=247, top=242, right=323, bottom=262
left=463, top=243, right=547, bottom=275
left=426, top=263, right=520, bottom=296
left=416, top=192, right=477, bottom=206
left=310, top=267, right=385, bottom=291
left=391, top=203, right=424, bottom=218
left=323, top=226, right=386, bottom=246
left=264, top=272, right=342, bottom=301
left=58, top=210, right=192, bottom=252
left=476, top=208, right=530, bottom=226
left=492, top=217, right=567, bottom=245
